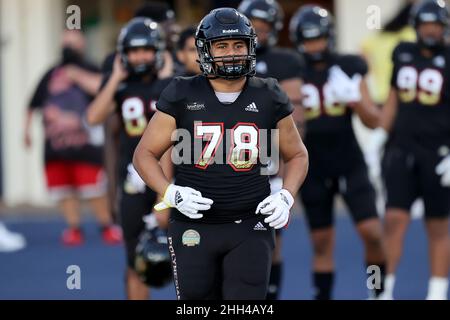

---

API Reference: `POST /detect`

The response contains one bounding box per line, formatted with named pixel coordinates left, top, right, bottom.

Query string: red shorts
left=45, top=161, right=107, bottom=200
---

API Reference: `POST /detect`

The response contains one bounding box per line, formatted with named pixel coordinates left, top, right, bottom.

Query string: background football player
left=371, top=0, right=450, bottom=300
left=175, top=26, right=202, bottom=77
left=290, top=5, right=386, bottom=300
left=133, top=8, right=308, bottom=299
left=237, top=0, right=305, bottom=300
left=87, top=18, right=172, bottom=300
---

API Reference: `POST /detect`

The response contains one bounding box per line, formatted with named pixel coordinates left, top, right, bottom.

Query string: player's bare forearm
left=380, top=88, right=398, bottom=132
left=351, top=78, right=380, bottom=129
left=86, top=76, right=120, bottom=125
left=133, top=111, right=176, bottom=196
left=277, top=115, right=309, bottom=197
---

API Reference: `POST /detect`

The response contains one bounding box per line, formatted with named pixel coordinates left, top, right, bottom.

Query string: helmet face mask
left=195, top=8, right=257, bottom=80
left=117, top=18, right=166, bottom=77
left=290, top=5, right=335, bottom=63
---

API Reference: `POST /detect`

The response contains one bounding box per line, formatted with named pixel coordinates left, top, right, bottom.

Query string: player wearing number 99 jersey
left=87, top=18, right=172, bottom=300
left=290, top=5, right=387, bottom=300
left=373, top=0, right=450, bottom=300
left=133, top=8, right=308, bottom=300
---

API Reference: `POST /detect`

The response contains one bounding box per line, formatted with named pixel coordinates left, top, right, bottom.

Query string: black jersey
left=255, top=47, right=304, bottom=81
left=100, top=74, right=171, bottom=180
left=156, top=75, right=293, bottom=223
left=300, top=54, right=368, bottom=174
left=390, top=42, right=450, bottom=149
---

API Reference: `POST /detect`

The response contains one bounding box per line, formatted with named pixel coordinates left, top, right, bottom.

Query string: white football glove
left=154, top=184, right=213, bottom=219
left=255, top=189, right=294, bottom=229
left=328, top=65, right=362, bottom=104
left=435, top=155, right=450, bottom=187
left=126, top=164, right=147, bottom=193
left=364, top=128, right=388, bottom=178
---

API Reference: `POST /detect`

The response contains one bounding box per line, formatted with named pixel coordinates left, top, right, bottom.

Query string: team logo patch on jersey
left=253, top=222, right=267, bottom=231
left=245, top=102, right=259, bottom=113
left=186, top=102, right=205, bottom=111
left=182, top=229, right=200, bottom=247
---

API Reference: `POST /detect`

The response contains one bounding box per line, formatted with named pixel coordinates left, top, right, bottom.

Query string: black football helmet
left=117, top=17, right=166, bottom=76
left=237, top=0, right=284, bottom=48
left=134, top=227, right=172, bottom=288
left=289, top=5, right=335, bottom=63
left=410, top=0, right=449, bottom=51
left=195, top=7, right=257, bottom=79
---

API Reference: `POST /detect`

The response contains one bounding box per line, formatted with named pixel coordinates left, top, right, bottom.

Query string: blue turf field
left=0, top=211, right=448, bottom=300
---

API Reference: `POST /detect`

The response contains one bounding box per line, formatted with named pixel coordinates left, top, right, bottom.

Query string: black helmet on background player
left=195, top=7, right=257, bottom=79
left=237, top=0, right=284, bottom=48
left=117, top=17, right=166, bottom=76
left=134, top=227, right=172, bottom=288
left=134, top=2, right=180, bottom=52
left=410, top=0, right=449, bottom=51
left=289, top=5, right=335, bottom=63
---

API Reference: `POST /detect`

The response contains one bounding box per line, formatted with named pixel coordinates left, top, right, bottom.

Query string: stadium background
left=0, top=0, right=447, bottom=299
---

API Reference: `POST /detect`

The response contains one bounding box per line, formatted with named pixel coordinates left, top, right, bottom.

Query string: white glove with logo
left=126, top=164, right=147, bottom=193
left=436, top=155, right=450, bottom=187
left=328, top=65, right=362, bottom=104
left=255, top=189, right=294, bottom=229
left=154, top=184, right=213, bottom=219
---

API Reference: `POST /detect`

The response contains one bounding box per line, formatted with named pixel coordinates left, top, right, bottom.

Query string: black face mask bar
left=210, top=54, right=255, bottom=80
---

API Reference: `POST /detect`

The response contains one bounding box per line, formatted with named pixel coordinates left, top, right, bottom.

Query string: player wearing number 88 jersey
left=87, top=17, right=172, bottom=300
left=133, top=8, right=308, bottom=300
left=376, top=0, right=450, bottom=300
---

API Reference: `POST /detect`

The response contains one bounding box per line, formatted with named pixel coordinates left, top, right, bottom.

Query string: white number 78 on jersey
left=194, top=122, right=259, bottom=171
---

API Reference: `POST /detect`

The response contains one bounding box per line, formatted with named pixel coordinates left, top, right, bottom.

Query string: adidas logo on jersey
left=245, top=102, right=259, bottom=113
left=253, top=222, right=267, bottom=231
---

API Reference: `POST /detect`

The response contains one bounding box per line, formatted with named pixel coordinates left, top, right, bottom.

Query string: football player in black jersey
left=371, top=0, right=450, bottom=300
left=87, top=18, right=172, bottom=300
left=133, top=8, right=308, bottom=300
left=290, top=5, right=386, bottom=300
left=237, top=0, right=304, bottom=300
left=175, top=26, right=202, bottom=77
